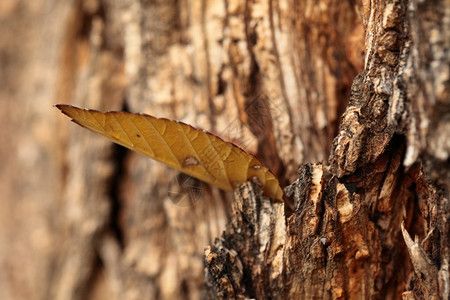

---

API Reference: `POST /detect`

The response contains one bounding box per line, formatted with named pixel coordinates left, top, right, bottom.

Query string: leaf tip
left=54, top=103, right=71, bottom=113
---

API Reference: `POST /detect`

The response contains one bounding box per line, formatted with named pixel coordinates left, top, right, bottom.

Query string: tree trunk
left=0, top=0, right=448, bottom=299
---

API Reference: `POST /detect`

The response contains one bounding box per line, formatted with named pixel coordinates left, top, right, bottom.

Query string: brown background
left=0, top=0, right=448, bottom=299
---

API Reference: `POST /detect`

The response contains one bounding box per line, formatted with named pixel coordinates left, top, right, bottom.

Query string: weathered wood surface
left=0, top=0, right=448, bottom=299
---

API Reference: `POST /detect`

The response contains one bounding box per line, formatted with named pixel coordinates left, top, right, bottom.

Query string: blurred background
left=0, top=0, right=363, bottom=299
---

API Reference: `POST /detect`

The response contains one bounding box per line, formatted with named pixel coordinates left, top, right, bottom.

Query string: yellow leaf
left=56, top=105, right=284, bottom=202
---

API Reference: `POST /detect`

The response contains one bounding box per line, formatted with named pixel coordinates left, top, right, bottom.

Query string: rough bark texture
left=0, top=0, right=448, bottom=300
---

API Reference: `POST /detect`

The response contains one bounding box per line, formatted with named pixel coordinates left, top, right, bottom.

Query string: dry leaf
left=56, top=105, right=284, bottom=201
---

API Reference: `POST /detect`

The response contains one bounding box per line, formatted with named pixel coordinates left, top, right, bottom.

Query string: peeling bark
left=0, top=0, right=448, bottom=299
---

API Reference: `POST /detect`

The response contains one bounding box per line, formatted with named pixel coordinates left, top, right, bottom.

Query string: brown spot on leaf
left=183, top=156, right=200, bottom=166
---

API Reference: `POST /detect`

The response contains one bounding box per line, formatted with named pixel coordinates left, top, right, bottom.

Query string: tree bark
left=0, top=0, right=448, bottom=299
